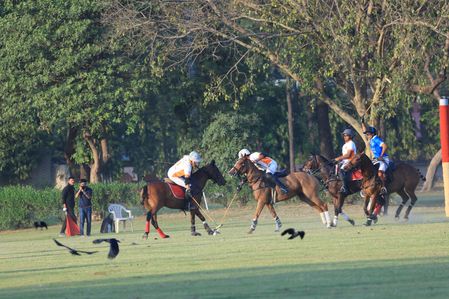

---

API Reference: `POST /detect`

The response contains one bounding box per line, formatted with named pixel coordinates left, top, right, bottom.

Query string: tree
left=0, top=0, right=148, bottom=183
left=104, top=0, right=449, bottom=159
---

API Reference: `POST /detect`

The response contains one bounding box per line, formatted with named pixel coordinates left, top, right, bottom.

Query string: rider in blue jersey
left=361, top=116, right=389, bottom=195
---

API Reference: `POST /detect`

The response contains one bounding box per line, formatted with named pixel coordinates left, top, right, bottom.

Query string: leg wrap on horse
left=145, top=221, right=150, bottom=233
left=250, top=219, right=258, bottom=231
left=274, top=216, right=282, bottom=232
left=156, top=228, right=167, bottom=238
left=320, top=212, right=327, bottom=225
left=404, top=204, right=414, bottom=219
left=333, top=216, right=338, bottom=227
left=203, top=221, right=213, bottom=234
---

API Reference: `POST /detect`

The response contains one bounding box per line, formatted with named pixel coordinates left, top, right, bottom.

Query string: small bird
left=281, top=228, right=305, bottom=240
left=93, top=238, right=120, bottom=259
left=34, top=221, right=48, bottom=230
left=53, top=239, right=98, bottom=256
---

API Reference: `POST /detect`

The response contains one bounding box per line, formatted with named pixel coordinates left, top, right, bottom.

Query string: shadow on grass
left=2, top=256, right=449, bottom=299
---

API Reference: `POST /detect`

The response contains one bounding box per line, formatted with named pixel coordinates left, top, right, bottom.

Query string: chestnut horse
left=140, top=160, right=226, bottom=239
left=228, top=157, right=333, bottom=233
left=302, top=153, right=356, bottom=227
left=345, top=152, right=426, bottom=224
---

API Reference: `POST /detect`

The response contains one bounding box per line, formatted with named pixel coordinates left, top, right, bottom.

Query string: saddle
left=163, top=178, right=186, bottom=199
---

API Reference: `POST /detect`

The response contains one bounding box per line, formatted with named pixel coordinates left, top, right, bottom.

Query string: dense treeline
left=0, top=0, right=447, bottom=189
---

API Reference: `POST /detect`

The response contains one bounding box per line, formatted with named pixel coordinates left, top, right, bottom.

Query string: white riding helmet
left=189, top=151, right=201, bottom=162
left=238, top=149, right=251, bottom=159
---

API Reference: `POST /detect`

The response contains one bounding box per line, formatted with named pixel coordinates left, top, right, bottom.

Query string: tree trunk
left=80, top=164, right=91, bottom=182
left=306, top=95, right=315, bottom=146
left=161, top=121, right=169, bottom=175
left=286, top=78, right=295, bottom=173
left=64, top=127, right=80, bottom=181
left=421, top=149, right=442, bottom=192
left=83, top=121, right=111, bottom=183
left=316, top=98, right=334, bottom=160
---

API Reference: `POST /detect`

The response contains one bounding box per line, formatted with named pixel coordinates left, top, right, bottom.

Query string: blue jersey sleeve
left=372, top=136, right=384, bottom=147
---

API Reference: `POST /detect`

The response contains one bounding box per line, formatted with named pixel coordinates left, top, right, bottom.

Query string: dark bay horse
left=140, top=160, right=226, bottom=239
left=228, top=157, right=333, bottom=233
left=302, top=153, right=356, bottom=227
left=345, top=152, right=426, bottom=223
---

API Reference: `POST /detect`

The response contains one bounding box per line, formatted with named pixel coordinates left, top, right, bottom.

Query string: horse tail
left=140, top=185, right=148, bottom=205
left=416, top=169, right=426, bottom=181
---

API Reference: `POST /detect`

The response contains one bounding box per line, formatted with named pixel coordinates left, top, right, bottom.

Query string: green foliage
left=0, top=185, right=60, bottom=230
left=0, top=182, right=141, bottom=230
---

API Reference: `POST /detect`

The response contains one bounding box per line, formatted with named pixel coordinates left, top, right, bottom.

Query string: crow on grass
left=93, top=238, right=120, bottom=259
left=281, top=229, right=305, bottom=240
left=53, top=239, right=98, bottom=256
left=34, top=221, right=48, bottom=230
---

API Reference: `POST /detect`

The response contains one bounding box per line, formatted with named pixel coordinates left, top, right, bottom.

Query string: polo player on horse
left=361, top=116, right=389, bottom=195
left=167, top=151, right=202, bottom=210
left=334, top=128, right=358, bottom=194
left=237, top=149, right=289, bottom=196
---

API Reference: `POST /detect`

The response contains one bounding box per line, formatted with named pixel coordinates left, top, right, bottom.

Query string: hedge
left=0, top=182, right=142, bottom=230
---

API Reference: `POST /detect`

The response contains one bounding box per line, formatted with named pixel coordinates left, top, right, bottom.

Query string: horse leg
left=298, top=194, right=332, bottom=229
left=248, top=200, right=265, bottom=234
left=151, top=214, right=169, bottom=238
left=335, top=194, right=355, bottom=226
left=142, top=211, right=153, bottom=240
left=362, top=195, right=373, bottom=226
left=190, top=208, right=201, bottom=236
left=382, top=194, right=390, bottom=216
left=265, top=204, right=282, bottom=232
left=192, top=208, right=215, bottom=235
left=403, top=189, right=418, bottom=222
left=394, top=188, right=409, bottom=221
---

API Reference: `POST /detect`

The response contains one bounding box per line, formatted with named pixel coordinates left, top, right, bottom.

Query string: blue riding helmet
left=363, top=127, right=377, bottom=135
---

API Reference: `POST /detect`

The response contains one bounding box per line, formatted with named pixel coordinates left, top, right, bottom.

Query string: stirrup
left=338, top=186, right=347, bottom=194
left=280, top=188, right=288, bottom=196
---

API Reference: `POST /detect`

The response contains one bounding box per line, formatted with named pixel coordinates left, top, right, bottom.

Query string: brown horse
left=228, top=157, right=333, bottom=233
left=343, top=152, right=382, bottom=226
left=345, top=152, right=426, bottom=224
left=140, top=160, right=226, bottom=239
left=302, top=153, right=356, bottom=227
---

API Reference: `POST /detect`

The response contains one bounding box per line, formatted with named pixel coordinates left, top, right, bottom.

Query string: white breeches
left=167, top=169, right=188, bottom=188
left=266, top=161, right=278, bottom=174
left=374, top=157, right=390, bottom=172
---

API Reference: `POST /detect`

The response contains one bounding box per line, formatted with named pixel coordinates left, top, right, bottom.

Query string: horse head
left=228, top=157, right=252, bottom=178
left=204, top=160, right=226, bottom=186
left=344, top=151, right=369, bottom=172
left=302, top=153, right=319, bottom=174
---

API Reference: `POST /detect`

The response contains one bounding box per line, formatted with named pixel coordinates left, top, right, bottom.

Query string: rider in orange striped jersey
left=238, top=149, right=289, bottom=196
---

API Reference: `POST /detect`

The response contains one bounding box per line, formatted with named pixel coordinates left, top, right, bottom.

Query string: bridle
left=303, top=154, right=333, bottom=175
left=196, top=163, right=226, bottom=186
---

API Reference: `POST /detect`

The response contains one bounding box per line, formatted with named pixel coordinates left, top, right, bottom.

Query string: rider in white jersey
left=334, top=129, right=357, bottom=194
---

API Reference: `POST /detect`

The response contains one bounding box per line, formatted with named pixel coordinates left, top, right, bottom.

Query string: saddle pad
left=351, top=169, right=362, bottom=180
left=167, top=183, right=185, bottom=199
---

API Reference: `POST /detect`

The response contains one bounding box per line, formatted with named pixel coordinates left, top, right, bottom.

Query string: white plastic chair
left=108, top=204, right=134, bottom=233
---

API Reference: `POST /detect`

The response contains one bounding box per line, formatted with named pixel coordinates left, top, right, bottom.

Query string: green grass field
left=1, top=193, right=449, bottom=299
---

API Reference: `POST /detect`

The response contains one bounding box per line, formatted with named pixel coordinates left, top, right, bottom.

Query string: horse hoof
left=191, top=232, right=201, bottom=236
left=247, top=231, right=253, bottom=234
left=395, top=216, right=399, bottom=221
left=163, top=235, right=170, bottom=238
left=275, top=228, right=280, bottom=232
left=349, top=219, right=355, bottom=226
left=208, top=231, right=214, bottom=235
left=326, top=225, right=332, bottom=229
left=383, top=213, right=388, bottom=217
left=142, top=234, right=148, bottom=240
left=404, top=218, right=409, bottom=222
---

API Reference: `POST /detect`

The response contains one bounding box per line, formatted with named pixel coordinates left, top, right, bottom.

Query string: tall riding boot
left=275, top=178, right=289, bottom=196
left=337, top=169, right=348, bottom=194
left=380, top=173, right=387, bottom=195
left=185, top=190, right=192, bottom=211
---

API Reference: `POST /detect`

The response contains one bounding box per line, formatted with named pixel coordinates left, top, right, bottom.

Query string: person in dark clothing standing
left=60, top=177, right=76, bottom=237
left=76, top=179, right=93, bottom=237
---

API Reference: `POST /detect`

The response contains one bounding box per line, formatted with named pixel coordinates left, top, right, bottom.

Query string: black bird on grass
left=281, top=229, right=305, bottom=240
left=34, top=221, right=48, bottom=230
left=53, top=239, right=98, bottom=256
left=93, top=238, right=120, bottom=259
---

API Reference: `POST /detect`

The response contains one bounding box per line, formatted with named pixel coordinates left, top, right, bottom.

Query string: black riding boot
left=274, top=178, right=289, bottom=196
left=185, top=190, right=192, bottom=211
left=338, top=169, right=348, bottom=194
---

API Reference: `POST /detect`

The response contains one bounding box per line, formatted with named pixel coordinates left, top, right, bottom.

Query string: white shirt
left=341, top=140, right=357, bottom=165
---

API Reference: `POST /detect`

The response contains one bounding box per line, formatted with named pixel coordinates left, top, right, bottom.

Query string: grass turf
left=1, top=195, right=448, bottom=299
